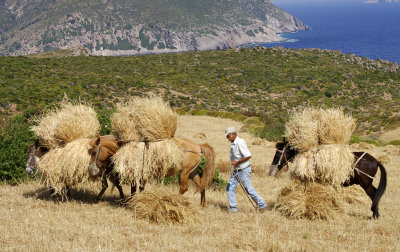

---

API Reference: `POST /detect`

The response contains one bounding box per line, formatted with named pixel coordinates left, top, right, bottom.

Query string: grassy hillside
left=1, top=47, right=399, bottom=135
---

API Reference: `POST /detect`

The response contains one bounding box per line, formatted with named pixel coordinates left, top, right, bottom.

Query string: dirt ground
left=0, top=115, right=399, bottom=251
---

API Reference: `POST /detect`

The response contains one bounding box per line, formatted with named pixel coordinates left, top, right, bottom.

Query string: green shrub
left=350, top=135, right=361, bottom=144
left=211, top=168, right=227, bottom=191
left=0, top=111, right=36, bottom=183
left=351, top=135, right=383, bottom=146
left=162, top=173, right=181, bottom=185
left=161, top=168, right=227, bottom=191
left=97, top=109, right=113, bottom=135
left=258, top=122, right=285, bottom=142
left=387, top=140, right=400, bottom=146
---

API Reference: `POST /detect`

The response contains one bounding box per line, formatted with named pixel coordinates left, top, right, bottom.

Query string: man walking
left=224, top=126, right=267, bottom=213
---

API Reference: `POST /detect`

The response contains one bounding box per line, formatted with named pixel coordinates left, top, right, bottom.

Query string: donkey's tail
left=372, top=161, right=387, bottom=215
left=196, top=144, right=216, bottom=193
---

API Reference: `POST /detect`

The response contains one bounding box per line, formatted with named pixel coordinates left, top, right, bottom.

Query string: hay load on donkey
left=31, top=102, right=100, bottom=149
left=111, top=96, right=183, bottom=184
left=110, top=96, right=215, bottom=206
left=276, top=108, right=357, bottom=220
left=111, top=95, right=177, bottom=142
left=30, top=102, right=101, bottom=197
left=38, top=138, right=95, bottom=195
left=285, top=107, right=356, bottom=186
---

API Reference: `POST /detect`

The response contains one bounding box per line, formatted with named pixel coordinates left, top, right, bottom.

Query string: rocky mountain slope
left=0, top=0, right=308, bottom=56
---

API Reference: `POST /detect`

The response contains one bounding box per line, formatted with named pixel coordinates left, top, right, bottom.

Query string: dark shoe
left=258, top=207, right=267, bottom=213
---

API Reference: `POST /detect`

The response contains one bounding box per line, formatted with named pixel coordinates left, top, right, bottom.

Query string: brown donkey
left=88, top=137, right=216, bottom=206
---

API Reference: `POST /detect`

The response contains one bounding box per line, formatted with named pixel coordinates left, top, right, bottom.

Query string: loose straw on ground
left=126, top=189, right=200, bottom=224
left=276, top=181, right=345, bottom=220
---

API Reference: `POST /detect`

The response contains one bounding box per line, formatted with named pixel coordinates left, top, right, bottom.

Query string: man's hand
left=231, top=160, right=239, bottom=166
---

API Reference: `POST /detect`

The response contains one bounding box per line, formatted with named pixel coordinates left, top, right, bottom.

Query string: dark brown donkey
left=269, top=139, right=387, bottom=219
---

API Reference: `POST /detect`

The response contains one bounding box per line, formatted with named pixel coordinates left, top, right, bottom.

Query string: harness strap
left=276, top=145, right=293, bottom=169
left=184, top=149, right=204, bottom=157
left=276, top=148, right=285, bottom=166
left=95, top=143, right=101, bottom=162
left=90, top=143, right=101, bottom=167
left=353, top=152, right=367, bottom=169
left=88, top=142, right=103, bottom=177
left=353, top=152, right=375, bottom=179
left=185, top=148, right=205, bottom=176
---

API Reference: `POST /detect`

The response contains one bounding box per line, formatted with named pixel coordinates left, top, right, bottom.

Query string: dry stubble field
left=1, top=115, right=399, bottom=251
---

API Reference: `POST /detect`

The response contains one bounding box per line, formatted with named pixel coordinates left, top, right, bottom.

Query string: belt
left=234, top=165, right=251, bottom=171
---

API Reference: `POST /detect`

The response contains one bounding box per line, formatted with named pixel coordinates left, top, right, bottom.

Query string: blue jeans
left=226, top=166, right=267, bottom=212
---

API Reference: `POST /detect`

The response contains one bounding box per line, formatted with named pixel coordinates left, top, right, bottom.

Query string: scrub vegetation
left=1, top=47, right=400, bottom=182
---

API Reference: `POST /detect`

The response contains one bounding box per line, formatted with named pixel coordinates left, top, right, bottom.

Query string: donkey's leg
left=109, top=173, right=124, bottom=199
left=139, top=179, right=146, bottom=192
left=95, top=176, right=109, bottom=202
left=131, top=182, right=138, bottom=195
left=192, top=174, right=206, bottom=207
left=66, top=186, right=71, bottom=201
left=364, top=184, right=379, bottom=219
left=179, top=172, right=190, bottom=195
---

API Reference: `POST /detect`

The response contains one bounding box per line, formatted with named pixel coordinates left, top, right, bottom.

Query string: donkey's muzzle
left=268, top=165, right=279, bottom=176
left=25, top=166, right=34, bottom=175
left=88, top=163, right=100, bottom=177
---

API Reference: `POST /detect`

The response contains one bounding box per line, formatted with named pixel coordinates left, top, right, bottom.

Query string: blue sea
left=255, top=2, right=400, bottom=64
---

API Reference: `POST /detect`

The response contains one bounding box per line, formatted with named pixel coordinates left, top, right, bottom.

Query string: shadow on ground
left=23, top=186, right=123, bottom=206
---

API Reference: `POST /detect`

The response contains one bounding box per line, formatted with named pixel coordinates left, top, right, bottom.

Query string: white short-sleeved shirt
left=230, top=136, right=251, bottom=169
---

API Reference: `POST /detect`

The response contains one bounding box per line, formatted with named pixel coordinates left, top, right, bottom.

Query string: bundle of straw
left=285, top=108, right=320, bottom=153
left=31, top=102, right=100, bottom=148
left=112, top=139, right=184, bottom=185
left=111, top=96, right=177, bottom=142
left=285, top=108, right=356, bottom=186
left=276, top=181, right=345, bottom=220
left=285, top=108, right=356, bottom=152
left=37, top=138, right=97, bottom=195
left=318, top=108, right=356, bottom=145
left=126, top=189, right=200, bottom=224
left=290, top=145, right=355, bottom=185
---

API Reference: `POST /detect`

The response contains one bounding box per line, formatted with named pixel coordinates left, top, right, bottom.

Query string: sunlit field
left=1, top=116, right=399, bottom=251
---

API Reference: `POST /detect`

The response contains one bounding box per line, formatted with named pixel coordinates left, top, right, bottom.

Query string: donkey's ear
left=95, top=136, right=101, bottom=145
left=282, top=136, right=287, bottom=143
left=34, top=138, right=40, bottom=147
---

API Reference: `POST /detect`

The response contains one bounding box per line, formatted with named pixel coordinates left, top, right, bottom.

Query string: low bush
left=0, top=110, right=37, bottom=183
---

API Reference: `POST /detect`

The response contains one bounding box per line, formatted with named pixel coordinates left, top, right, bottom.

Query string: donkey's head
left=26, top=139, right=48, bottom=175
left=88, top=136, right=119, bottom=177
left=269, top=138, right=296, bottom=176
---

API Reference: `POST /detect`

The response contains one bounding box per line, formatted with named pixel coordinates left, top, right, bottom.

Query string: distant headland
left=364, top=0, right=399, bottom=3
